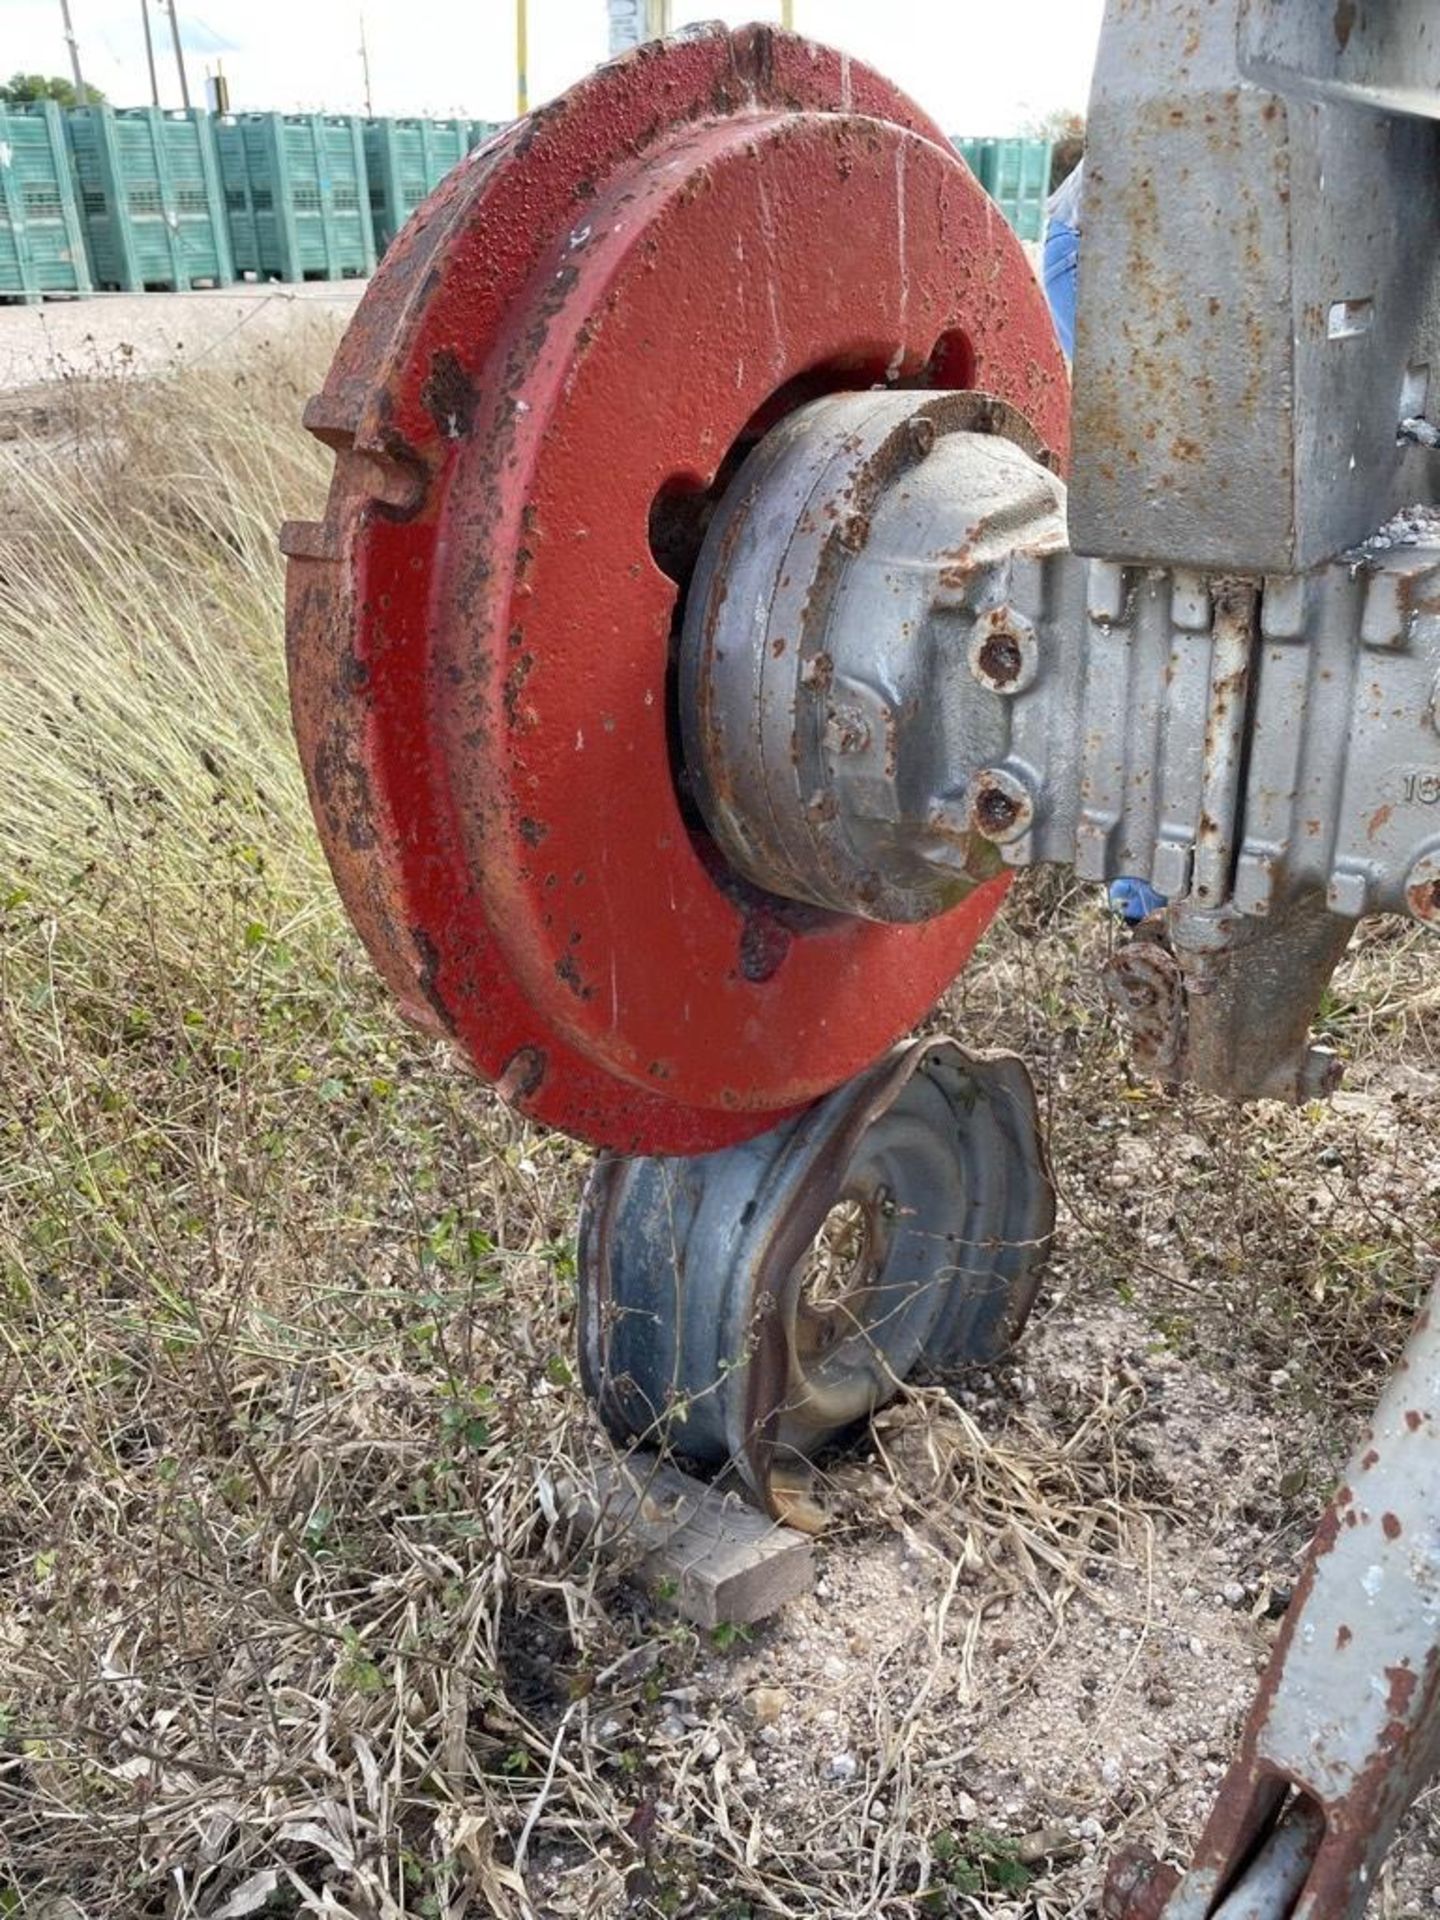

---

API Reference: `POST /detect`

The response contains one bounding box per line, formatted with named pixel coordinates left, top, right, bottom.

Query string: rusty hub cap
left=284, top=25, right=1069, bottom=1152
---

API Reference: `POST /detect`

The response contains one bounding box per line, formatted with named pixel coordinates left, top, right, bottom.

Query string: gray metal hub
left=679, top=389, right=1064, bottom=924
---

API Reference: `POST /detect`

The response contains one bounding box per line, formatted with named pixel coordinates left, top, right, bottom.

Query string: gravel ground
left=0, top=281, right=365, bottom=392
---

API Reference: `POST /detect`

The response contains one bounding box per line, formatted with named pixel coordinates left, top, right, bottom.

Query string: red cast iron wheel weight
left=283, top=23, right=1069, bottom=1154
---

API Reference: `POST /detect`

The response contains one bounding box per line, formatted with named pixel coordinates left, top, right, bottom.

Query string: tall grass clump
left=0, top=337, right=604, bottom=1920
left=1, top=337, right=335, bottom=969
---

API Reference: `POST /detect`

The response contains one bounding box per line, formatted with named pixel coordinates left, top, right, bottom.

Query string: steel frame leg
left=1108, top=1277, right=1440, bottom=1920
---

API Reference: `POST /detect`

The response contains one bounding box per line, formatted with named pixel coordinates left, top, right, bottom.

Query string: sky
left=5, top=1, right=1104, bottom=131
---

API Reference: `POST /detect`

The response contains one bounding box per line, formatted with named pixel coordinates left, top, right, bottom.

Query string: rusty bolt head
left=969, top=767, right=1035, bottom=846
left=905, top=414, right=937, bottom=461
left=1405, top=851, right=1440, bottom=931
left=968, top=606, right=1038, bottom=695
left=823, top=701, right=872, bottom=756
left=980, top=630, right=1023, bottom=682
left=976, top=787, right=1021, bottom=835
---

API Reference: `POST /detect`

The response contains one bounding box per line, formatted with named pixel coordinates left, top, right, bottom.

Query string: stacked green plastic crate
left=986, top=138, right=1052, bottom=242
left=65, top=106, right=232, bottom=290
left=0, top=100, right=91, bottom=300
left=952, top=137, right=1053, bottom=242
left=364, top=116, right=472, bottom=255
left=217, top=114, right=375, bottom=281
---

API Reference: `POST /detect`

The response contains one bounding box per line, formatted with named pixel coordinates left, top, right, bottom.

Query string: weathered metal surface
left=1105, top=898, right=1350, bottom=1105
left=577, top=1036, right=1054, bottom=1518
left=681, top=389, right=1063, bottom=923
left=282, top=24, right=1068, bottom=1155
left=1242, top=0, right=1440, bottom=119
left=1066, top=548, right=1440, bottom=929
left=1107, top=1276, right=1440, bottom=1920
left=1071, top=0, right=1440, bottom=573
left=682, top=376, right=1440, bottom=923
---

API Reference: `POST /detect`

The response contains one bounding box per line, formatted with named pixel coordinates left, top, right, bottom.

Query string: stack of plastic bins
left=0, top=101, right=92, bottom=301
left=986, top=138, right=1052, bottom=243
left=952, top=137, right=988, bottom=184
left=363, top=116, right=472, bottom=255
left=949, top=137, right=1053, bottom=242
left=65, top=105, right=232, bottom=291
left=217, top=113, right=375, bottom=283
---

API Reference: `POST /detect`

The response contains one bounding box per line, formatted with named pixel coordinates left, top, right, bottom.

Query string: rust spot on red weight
left=421, top=348, right=479, bottom=440
left=1387, top=1663, right=1418, bottom=1716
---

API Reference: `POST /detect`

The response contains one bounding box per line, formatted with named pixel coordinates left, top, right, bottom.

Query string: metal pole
left=645, top=0, right=670, bottom=37
left=140, top=0, right=161, bottom=106
left=780, top=0, right=794, bottom=27
left=359, top=10, right=373, bottom=116
left=515, top=0, right=527, bottom=114
left=57, top=0, right=90, bottom=106
left=165, top=0, right=192, bottom=111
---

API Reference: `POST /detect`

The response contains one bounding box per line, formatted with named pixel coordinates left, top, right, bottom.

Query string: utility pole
left=140, top=0, right=161, bottom=106
left=780, top=0, right=794, bottom=27
left=359, top=10, right=373, bottom=116
left=57, top=0, right=90, bottom=106
left=165, top=0, right=192, bottom=111
left=515, top=0, right=528, bottom=114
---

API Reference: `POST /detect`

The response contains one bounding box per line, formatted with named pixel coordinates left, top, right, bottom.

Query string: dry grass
left=0, top=334, right=1436, bottom=1920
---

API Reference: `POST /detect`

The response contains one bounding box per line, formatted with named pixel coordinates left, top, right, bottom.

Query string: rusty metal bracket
left=1107, top=1277, right=1440, bottom=1920
left=1071, top=0, right=1440, bottom=575
left=1103, top=898, right=1352, bottom=1105
left=577, top=1036, right=1054, bottom=1521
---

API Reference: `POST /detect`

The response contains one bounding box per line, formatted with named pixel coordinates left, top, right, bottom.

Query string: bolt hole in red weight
left=646, top=340, right=976, bottom=604
left=285, top=25, right=1069, bottom=1153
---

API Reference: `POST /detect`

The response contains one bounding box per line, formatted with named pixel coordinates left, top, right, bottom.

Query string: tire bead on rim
left=283, top=25, right=1069, bottom=1154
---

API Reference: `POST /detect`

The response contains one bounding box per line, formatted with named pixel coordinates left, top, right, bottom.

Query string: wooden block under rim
left=571, top=1453, right=815, bottom=1629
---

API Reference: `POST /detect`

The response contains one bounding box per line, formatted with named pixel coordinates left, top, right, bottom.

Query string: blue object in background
left=1042, top=158, right=1082, bottom=361
left=1108, top=877, right=1168, bottom=924
left=1043, top=220, right=1078, bottom=358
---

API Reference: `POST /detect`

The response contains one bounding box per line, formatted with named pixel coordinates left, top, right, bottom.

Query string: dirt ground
left=538, top=1041, right=1440, bottom=1917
